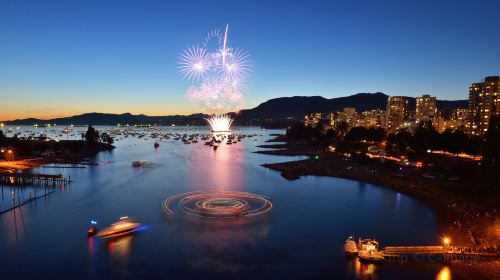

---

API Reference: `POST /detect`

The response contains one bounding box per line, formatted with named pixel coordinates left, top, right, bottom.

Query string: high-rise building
left=386, top=96, right=409, bottom=132
left=469, top=76, right=500, bottom=135
left=416, top=94, right=437, bottom=123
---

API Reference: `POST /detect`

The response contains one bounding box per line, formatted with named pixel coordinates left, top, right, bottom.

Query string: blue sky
left=1, top=0, right=499, bottom=119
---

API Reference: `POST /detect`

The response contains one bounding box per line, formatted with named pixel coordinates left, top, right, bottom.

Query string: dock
left=382, top=245, right=498, bottom=263
left=0, top=172, right=71, bottom=186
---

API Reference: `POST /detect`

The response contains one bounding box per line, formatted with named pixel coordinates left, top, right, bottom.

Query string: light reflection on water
left=0, top=126, right=462, bottom=279
left=436, top=266, right=451, bottom=280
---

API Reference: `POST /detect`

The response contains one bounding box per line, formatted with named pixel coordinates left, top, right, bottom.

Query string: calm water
left=0, top=126, right=460, bottom=279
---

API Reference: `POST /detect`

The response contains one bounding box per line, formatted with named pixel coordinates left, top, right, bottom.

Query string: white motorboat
left=96, top=217, right=142, bottom=238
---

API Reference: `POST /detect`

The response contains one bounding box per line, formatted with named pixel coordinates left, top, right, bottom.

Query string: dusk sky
left=1, top=0, right=499, bottom=120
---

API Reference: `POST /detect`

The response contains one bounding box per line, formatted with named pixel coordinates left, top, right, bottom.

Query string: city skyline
left=1, top=0, right=500, bottom=120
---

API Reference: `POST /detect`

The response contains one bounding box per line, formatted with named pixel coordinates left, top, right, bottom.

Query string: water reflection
left=436, top=266, right=451, bottom=280
left=180, top=217, right=271, bottom=272
left=3, top=207, right=27, bottom=249
left=346, top=257, right=378, bottom=279
left=189, top=133, right=243, bottom=191
left=107, top=235, right=134, bottom=262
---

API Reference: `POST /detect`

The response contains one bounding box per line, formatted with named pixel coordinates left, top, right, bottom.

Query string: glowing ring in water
left=162, top=191, right=272, bottom=219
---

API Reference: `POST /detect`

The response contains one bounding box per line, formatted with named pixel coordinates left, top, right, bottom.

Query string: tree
left=85, top=125, right=100, bottom=143
left=411, top=121, right=439, bottom=154
left=481, top=115, right=500, bottom=191
left=483, top=115, right=500, bottom=163
left=335, top=121, right=349, bottom=139
left=345, top=127, right=369, bottom=142
left=440, top=129, right=467, bottom=156
left=386, top=130, right=411, bottom=155
left=464, top=135, right=482, bottom=159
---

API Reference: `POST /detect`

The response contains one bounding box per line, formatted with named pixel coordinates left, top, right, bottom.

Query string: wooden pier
left=383, top=246, right=445, bottom=255
left=0, top=172, right=71, bottom=186
left=382, top=245, right=498, bottom=263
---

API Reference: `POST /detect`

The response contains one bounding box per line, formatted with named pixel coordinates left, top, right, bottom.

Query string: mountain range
left=3, top=92, right=468, bottom=126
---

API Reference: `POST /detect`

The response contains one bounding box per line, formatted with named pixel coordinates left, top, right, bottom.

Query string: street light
left=7, top=149, right=13, bottom=162
left=443, top=237, right=450, bottom=251
left=443, top=237, right=450, bottom=245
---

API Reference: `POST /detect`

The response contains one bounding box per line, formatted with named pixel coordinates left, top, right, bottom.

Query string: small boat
left=96, top=217, right=141, bottom=238
left=87, top=226, right=97, bottom=237
left=132, top=160, right=153, bottom=167
left=344, top=236, right=358, bottom=255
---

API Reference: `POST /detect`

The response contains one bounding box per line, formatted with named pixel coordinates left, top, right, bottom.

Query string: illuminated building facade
left=386, top=96, right=409, bottom=132
left=469, top=76, right=500, bottom=135
left=433, top=108, right=468, bottom=133
left=416, top=94, right=437, bottom=123
left=360, top=109, right=386, bottom=128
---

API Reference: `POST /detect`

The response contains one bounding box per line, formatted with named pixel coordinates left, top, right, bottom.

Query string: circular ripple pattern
left=163, top=191, right=272, bottom=218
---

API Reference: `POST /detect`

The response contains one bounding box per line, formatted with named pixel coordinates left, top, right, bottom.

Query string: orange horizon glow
left=0, top=104, right=213, bottom=121
left=0, top=96, right=258, bottom=122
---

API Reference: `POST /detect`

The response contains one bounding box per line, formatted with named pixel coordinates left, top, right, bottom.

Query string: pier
left=0, top=172, right=71, bottom=186
left=381, top=245, right=498, bottom=263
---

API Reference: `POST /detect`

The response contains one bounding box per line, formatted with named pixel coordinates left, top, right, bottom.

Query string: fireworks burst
left=206, top=114, right=233, bottom=132
left=178, top=24, right=251, bottom=118
left=178, top=46, right=210, bottom=81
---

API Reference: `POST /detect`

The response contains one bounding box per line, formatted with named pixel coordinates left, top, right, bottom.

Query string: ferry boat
left=344, top=236, right=358, bottom=255
left=96, top=217, right=141, bottom=238
left=358, top=250, right=385, bottom=262
left=357, top=238, right=384, bottom=262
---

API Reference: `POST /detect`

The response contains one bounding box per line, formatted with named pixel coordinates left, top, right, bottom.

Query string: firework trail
left=178, top=24, right=251, bottom=114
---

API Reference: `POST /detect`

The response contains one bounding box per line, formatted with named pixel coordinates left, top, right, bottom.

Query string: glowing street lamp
left=443, top=237, right=450, bottom=245
left=443, top=237, right=450, bottom=251
left=6, top=149, right=14, bottom=162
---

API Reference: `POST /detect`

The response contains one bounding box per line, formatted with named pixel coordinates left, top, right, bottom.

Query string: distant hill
left=3, top=112, right=209, bottom=126
left=2, top=93, right=468, bottom=125
left=236, top=92, right=468, bottom=122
